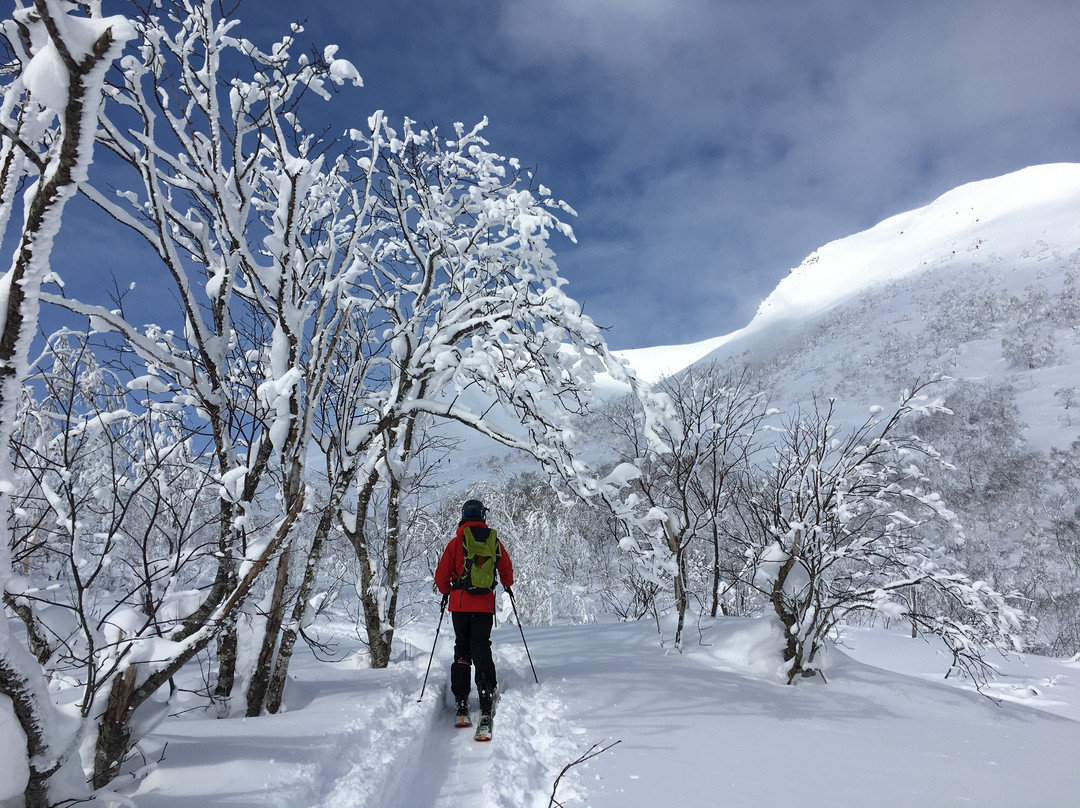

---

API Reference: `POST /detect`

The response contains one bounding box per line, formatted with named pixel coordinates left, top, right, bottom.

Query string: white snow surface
left=613, top=333, right=736, bottom=384
left=55, top=613, right=1080, bottom=808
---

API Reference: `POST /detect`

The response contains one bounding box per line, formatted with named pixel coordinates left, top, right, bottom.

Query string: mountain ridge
left=615, top=162, right=1080, bottom=386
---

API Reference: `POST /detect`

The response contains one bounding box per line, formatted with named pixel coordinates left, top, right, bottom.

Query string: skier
left=435, top=499, right=514, bottom=739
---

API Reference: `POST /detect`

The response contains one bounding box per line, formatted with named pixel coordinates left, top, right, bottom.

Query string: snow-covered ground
left=106, top=611, right=1080, bottom=808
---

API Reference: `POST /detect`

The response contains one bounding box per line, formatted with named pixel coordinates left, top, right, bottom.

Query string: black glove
left=441, top=593, right=449, bottom=610
left=505, top=585, right=514, bottom=599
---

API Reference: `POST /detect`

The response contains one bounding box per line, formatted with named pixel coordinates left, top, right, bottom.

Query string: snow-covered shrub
left=732, top=385, right=1024, bottom=684
left=599, top=363, right=768, bottom=648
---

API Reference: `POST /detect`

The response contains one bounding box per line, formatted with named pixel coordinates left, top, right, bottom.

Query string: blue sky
left=60, top=1, right=1080, bottom=350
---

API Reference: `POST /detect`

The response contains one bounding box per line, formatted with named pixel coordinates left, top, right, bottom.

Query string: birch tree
left=604, top=364, right=766, bottom=647
left=9, top=327, right=224, bottom=788
left=736, top=386, right=1025, bottom=684
left=318, top=111, right=652, bottom=668
left=1, top=3, right=134, bottom=805
left=0, top=0, right=364, bottom=786
left=38, top=0, right=368, bottom=722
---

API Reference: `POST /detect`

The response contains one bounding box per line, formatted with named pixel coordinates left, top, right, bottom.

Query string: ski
left=473, top=692, right=498, bottom=741
left=473, top=712, right=493, bottom=742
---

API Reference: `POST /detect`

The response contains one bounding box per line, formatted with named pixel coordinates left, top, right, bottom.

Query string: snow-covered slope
left=743, top=163, right=1080, bottom=340
left=109, top=614, right=1080, bottom=808
left=618, top=163, right=1080, bottom=396
left=612, top=332, right=736, bottom=384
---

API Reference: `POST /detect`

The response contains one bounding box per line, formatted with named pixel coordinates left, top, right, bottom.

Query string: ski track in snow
left=381, top=679, right=492, bottom=808
left=309, top=682, right=429, bottom=808
left=303, top=640, right=582, bottom=808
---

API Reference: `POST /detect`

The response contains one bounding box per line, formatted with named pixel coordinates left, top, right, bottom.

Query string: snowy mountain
left=618, top=163, right=1080, bottom=407
left=609, top=164, right=1080, bottom=656
left=461, top=163, right=1080, bottom=545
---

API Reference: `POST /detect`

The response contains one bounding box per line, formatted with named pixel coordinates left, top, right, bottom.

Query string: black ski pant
left=450, top=612, right=496, bottom=709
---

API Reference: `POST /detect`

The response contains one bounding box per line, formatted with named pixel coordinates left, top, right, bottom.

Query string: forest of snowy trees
left=0, top=4, right=1072, bottom=808
left=0, top=2, right=652, bottom=803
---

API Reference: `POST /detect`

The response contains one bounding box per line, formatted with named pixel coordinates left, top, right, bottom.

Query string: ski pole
left=418, top=594, right=449, bottom=702
left=507, top=588, right=539, bottom=684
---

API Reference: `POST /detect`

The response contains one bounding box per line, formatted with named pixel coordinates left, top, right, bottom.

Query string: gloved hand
left=504, top=585, right=514, bottom=599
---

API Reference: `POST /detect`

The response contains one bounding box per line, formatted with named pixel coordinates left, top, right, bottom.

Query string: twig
left=548, top=739, right=622, bottom=807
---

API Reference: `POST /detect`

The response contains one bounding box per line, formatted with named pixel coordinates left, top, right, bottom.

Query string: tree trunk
left=910, top=587, right=919, bottom=638
left=212, top=536, right=240, bottom=701
left=209, top=435, right=273, bottom=700
left=664, top=524, right=687, bottom=649
left=266, top=505, right=334, bottom=713
left=710, top=522, right=721, bottom=618
left=4, top=594, right=52, bottom=665
left=673, top=569, right=687, bottom=650
left=212, top=508, right=240, bottom=700
left=214, top=617, right=239, bottom=700
left=358, top=550, right=393, bottom=668
left=771, top=555, right=803, bottom=680
left=92, top=666, right=137, bottom=789
left=0, top=13, right=128, bottom=805
left=178, top=498, right=240, bottom=698
left=0, top=653, right=59, bottom=808
left=245, top=546, right=292, bottom=717
left=345, top=468, right=396, bottom=667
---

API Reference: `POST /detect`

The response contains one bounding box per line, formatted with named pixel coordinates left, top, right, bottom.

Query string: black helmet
left=461, top=499, right=487, bottom=519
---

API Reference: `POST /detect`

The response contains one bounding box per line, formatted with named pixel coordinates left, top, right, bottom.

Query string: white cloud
left=475, top=1, right=1080, bottom=346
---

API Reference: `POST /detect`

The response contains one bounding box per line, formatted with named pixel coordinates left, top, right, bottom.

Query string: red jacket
left=435, top=520, right=513, bottom=613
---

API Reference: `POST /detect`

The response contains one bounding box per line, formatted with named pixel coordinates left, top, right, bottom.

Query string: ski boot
left=455, top=699, right=472, bottom=728
left=474, top=711, right=493, bottom=741
left=474, top=689, right=496, bottom=741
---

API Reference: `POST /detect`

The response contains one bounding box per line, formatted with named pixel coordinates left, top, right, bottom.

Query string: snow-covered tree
left=9, top=327, right=223, bottom=788
left=1, top=3, right=134, bottom=805
left=320, top=110, right=648, bottom=666
left=604, top=363, right=767, bottom=647
left=910, top=378, right=1080, bottom=654
left=34, top=0, right=374, bottom=722
left=735, top=385, right=1024, bottom=684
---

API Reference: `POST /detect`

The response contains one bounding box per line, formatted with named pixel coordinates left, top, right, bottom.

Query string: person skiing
left=435, top=498, right=513, bottom=739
